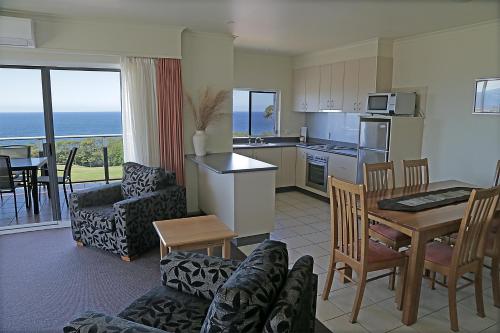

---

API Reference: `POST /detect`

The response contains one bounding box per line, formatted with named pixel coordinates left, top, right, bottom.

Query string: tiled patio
left=240, top=191, right=500, bottom=333
left=0, top=182, right=105, bottom=228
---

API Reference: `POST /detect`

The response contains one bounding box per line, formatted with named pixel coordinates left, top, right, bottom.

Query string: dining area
left=321, top=158, right=500, bottom=332
left=0, top=144, right=77, bottom=227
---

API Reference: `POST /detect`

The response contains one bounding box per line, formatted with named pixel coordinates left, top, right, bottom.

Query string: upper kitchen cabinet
left=343, top=57, right=377, bottom=113
left=319, top=62, right=344, bottom=111
left=293, top=66, right=320, bottom=112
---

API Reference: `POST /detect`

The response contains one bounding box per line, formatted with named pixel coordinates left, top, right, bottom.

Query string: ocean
left=233, top=111, right=275, bottom=136
left=0, top=112, right=122, bottom=138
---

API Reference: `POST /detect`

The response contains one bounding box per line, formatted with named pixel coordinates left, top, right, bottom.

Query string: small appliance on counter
left=300, top=127, right=308, bottom=143
left=366, top=92, right=416, bottom=115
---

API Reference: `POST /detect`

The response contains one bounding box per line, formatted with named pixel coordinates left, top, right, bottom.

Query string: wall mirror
left=473, top=77, right=500, bottom=114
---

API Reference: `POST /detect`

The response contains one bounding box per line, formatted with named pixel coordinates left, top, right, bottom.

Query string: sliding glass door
left=0, top=66, right=122, bottom=231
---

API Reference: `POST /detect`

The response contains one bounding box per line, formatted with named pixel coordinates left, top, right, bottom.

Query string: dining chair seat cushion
left=424, top=241, right=453, bottom=267
left=121, top=162, right=176, bottom=199
left=370, top=224, right=410, bottom=242
left=367, top=240, right=406, bottom=264
left=78, top=205, right=116, bottom=233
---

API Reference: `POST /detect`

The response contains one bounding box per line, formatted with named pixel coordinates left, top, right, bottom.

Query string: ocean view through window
left=0, top=67, right=123, bottom=183
left=233, top=89, right=279, bottom=137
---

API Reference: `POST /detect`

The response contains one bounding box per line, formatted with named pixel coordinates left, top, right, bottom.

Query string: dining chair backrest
left=494, top=160, right=500, bottom=186
left=363, top=161, right=395, bottom=192
left=0, top=145, right=31, bottom=159
left=452, top=186, right=500, bottom=270
left=0, top=155, right=15, bottom=191
left=329, top=176, right=369, bottom=266
left=63, top=147, right=78, bottom=180
left=403, top=158, right=429, bottom=187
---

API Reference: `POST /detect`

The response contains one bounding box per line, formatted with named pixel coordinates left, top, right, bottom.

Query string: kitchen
left=232, top=40, right=425, bottom=199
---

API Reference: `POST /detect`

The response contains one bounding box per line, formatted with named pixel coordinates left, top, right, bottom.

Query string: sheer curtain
left=120, top=57, right=160, bottom=167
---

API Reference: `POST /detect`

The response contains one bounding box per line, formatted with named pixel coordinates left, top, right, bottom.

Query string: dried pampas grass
left=186, top=88, right=229, bottom=131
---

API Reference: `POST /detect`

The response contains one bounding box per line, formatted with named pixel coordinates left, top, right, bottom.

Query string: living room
left=1, top=1, right=499, bottom=333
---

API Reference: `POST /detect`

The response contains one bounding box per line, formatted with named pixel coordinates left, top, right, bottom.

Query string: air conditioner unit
left=0, top=16, right=36, bottom=48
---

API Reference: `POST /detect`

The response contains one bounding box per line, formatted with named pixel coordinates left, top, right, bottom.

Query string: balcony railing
left=0, top=134, right=123, bottom=183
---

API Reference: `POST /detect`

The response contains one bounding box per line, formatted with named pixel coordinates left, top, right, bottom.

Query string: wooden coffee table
left=153, top=215, right=237, bottom=259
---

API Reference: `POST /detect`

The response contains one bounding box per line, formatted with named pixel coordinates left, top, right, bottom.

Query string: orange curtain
left=156, top=58, right=185, bottom=185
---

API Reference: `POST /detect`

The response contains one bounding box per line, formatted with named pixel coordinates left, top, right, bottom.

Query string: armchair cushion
left=118, top=286, right=211, bottom=333
left=263, top=255, right=316, bottom=333
left=78, top=205, right=116, bottom=232
left=63, top=311, right=167, bottom=333
left=160, top=251, right=241, bottom=301
left=201, top=240, right=288, bottom=333
left=70, top=182, right=122, bottom=209
left=121, top=162, right=176, bottom=199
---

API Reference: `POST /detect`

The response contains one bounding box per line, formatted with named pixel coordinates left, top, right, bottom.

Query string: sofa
left=64, top=240, right=317, bottom=333
left=69, top=162, right=187, bottom=261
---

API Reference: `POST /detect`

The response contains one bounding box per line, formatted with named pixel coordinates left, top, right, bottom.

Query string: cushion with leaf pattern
left=121, top=162, right=175, bottom=199
left=201, top=240, right=288, bottom=333
left=263, top=255, right=315, bottom=333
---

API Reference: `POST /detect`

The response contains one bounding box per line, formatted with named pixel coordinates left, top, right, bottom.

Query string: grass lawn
left=58, top=165, right=122, bottom=182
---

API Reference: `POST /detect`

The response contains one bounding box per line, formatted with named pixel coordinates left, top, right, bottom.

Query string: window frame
left=232, top=88, right=280, bottom=138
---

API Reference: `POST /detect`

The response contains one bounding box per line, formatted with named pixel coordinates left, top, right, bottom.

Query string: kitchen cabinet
left=295, top=148, right=307, bottom=188
left=253, top=148, right=283, bottom=186
left=233, top=148, right=254, bottom=158
left=280, top=147, right=297, bottom=186
left=343, top=57, right=377, bottom=113
left=319, top=62, right=344, bottom=110
left=328, top=153, right=357, bottom=183
left=293, top=66, right=320, bottom=112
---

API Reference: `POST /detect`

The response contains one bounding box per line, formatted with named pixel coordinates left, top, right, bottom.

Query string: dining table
left=365, top=180, right=486, bottom=326
left=10, top=157, right=48, bottom=215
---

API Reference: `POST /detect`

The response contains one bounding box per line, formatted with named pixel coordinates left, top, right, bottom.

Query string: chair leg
left=322, top=252, right=336, bottom=300
left=22, top=172, right=29, bottom=209
left=396, top=259, right=408, bottom=310
left=350, top=270, right=367, bottom=323
left=13, top=191, right=18, bottom=221
left=448, top=275, right=459, bottom=332
left=474, top=263, right=485, bottom=318
left=491, top=256, right=500, bottom=308
left=389, top=267, right=396, bottom=290
left=429, top=271, right=437, bottom=290
left=69, top=179, right=74, bottom=192
left=63, top=182, right=69, bottom=207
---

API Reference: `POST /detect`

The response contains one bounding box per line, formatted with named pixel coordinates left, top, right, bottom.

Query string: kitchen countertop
left=186, top=153, right=278, bottom=174
left=233, top=141, right=358, bottom=158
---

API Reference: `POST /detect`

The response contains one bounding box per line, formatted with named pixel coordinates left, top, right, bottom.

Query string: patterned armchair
left=64, top=240, right=317, bottom=333
left=69, top=162, right=186, bottom=261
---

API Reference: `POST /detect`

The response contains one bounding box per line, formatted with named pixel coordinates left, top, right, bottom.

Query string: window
left=233, top=89, right=279, bottom=137
left=473, top=78, right=500, bottom=114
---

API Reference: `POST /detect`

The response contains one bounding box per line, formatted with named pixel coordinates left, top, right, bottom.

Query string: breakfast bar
left=186, top=152, right=278, bottom=244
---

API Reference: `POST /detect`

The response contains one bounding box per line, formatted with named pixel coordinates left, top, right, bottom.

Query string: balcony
left=0, top=134, right=123, bottom=228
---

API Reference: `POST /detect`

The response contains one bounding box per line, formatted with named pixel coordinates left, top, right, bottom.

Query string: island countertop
left=186, top=152, right=278, bottom=174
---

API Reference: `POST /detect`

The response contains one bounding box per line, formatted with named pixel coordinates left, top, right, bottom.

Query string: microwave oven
left=366, top=92, right=416, bottom=115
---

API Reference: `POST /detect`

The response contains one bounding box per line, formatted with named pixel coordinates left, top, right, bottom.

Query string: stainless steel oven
left=306, top=153, right=328, bottom=192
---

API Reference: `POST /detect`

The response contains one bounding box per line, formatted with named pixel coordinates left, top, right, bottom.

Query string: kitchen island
left=186, top=153, right=277, bottom=245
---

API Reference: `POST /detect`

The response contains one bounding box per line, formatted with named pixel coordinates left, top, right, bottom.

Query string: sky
left=233, top=89, right=276, bottom=112
left=0, top=68, right=121, bottom=112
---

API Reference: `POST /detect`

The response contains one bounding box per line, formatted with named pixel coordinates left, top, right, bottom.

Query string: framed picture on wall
left=473, top=77, right=500, bottom=115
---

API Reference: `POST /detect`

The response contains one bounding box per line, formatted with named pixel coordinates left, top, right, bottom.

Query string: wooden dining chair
left=322, top=176, right=408, bottom=323
left=0, top=155, right=19, bottom=220
left=402, top=158, right=429, bottom=187
left=363, top=161, right=411, bottom=290
left=425, top=186, right=500, bottom=331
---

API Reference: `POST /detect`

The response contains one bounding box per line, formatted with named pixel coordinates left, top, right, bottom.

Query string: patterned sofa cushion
left=121, top=162, right=175, bottom=199
left=118, top=285, right=211, bottom=333
left=201, top=240, right=288, bottom=333
left=263, top=255, right=314, bottom=333
left=78, top=205, right=116, bottom=232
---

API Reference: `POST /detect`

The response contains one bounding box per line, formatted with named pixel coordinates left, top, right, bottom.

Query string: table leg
left=160, top=242, right=170, bottom=258
left=207, top=247, right=213, bottom=256
left=402, top=231, right=427, bottom=325
left=31, top=168, right=39, bottom=214
left=222, top=239, right=231, bottom=259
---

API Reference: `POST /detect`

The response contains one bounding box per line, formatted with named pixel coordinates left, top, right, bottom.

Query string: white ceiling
left=1, top=0, right=499, bottom=55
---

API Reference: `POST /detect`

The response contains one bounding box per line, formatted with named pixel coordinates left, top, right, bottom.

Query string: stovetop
left=296, top=142, right=358, bottom=156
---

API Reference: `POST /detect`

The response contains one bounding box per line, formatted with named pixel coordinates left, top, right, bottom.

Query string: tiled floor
left=0, top=182, right=104, bottom=227
left=240, top=191, right=500, bottom=333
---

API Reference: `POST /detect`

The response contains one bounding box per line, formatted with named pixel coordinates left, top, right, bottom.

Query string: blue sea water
left=233, top=111, right=275, bottom=136
left=0, top=112, right=122, bottom=138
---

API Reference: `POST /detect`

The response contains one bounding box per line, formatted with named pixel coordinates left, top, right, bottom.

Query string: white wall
left=393, top=21, right=500, bottom=187
left=234, top=50, right=305, bottom=136
left=181, top=31, right=234, bottom=212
